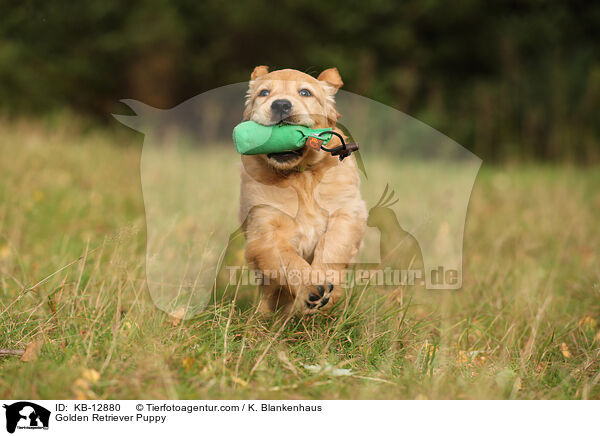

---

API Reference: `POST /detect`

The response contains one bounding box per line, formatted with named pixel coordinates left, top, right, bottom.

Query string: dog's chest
left=291, top=186, right=329, bottom=261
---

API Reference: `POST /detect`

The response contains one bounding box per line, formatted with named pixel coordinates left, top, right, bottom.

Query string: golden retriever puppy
left=240, top=66, right=366, bottom=315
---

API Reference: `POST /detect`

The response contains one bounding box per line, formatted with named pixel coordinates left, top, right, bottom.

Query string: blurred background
left=2, top=0, right=599, bottom=163
left=2, top=1, right=600, bottom=400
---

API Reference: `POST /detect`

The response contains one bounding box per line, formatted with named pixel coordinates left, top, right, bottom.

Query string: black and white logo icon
left=3, top=402, right=50, bottom=434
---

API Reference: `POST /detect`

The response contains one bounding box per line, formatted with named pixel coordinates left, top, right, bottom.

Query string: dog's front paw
left=301, top=282, right=334, bottom=314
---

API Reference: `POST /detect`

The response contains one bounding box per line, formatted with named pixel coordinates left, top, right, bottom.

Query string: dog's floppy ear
left=251, top=65, right=269, bottom=80
left=318, top=67, right=343, bottom=92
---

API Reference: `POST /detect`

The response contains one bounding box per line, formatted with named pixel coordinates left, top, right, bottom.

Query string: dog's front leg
left=311, top=207, right=367, bottom=309
left=244, top=206, right=321, bottom=314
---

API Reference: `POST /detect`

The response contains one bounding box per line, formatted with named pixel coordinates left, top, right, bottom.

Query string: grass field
left=1, top=118, right=599, bottom=400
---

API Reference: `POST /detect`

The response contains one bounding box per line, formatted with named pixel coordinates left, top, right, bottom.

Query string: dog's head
left=243, top=66, right=343, bottom=170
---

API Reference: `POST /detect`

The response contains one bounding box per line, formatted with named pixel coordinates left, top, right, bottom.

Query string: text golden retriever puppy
left=240, top=66, right=366, bottom=315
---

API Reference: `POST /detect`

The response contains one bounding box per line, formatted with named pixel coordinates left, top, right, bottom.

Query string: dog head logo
left=114, top=71, right=481, bottom=319
left=3, top=402, right=50, bottom=433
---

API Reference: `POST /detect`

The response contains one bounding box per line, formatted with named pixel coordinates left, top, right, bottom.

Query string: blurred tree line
left=2, top=0, right=599, bottom=162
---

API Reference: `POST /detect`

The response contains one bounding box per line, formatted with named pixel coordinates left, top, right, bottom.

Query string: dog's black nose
left=271, top=99, right=292, bottom=116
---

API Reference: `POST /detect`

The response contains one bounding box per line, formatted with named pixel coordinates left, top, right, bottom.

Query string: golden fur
left=240, top=66, right=366, bottom=315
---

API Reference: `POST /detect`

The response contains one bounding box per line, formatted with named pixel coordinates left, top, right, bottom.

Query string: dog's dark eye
left=298, top=88, right=312, bottom=97
left=258, top=89, right=270, bottom=97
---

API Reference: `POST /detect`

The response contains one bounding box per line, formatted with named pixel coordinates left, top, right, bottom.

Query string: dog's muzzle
left=267, top=146, right=306, bottom=163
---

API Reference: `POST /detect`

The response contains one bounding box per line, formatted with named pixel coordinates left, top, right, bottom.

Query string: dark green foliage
left=1, top=0, right=599, bottom=161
